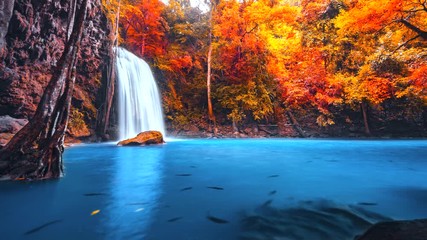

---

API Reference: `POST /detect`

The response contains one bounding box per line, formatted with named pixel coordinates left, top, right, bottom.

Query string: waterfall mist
left=116, top=48, right=166, bottom=140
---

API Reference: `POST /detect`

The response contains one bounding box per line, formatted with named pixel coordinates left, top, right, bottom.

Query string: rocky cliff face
left=0, top=0, right=112, bottom=144
left=0, top=0, right=15, bottom=52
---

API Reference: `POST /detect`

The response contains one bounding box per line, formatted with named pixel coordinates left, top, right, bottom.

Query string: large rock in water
left=117, top=131, right=164, bottom=146
left=356, top=219, right=427, bottom=240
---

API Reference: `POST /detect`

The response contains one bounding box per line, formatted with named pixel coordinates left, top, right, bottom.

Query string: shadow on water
left=239, top=199, right=392, bottom=240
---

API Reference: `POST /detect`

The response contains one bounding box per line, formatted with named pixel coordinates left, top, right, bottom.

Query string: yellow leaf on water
left=91, top=210, right=100, bottom=216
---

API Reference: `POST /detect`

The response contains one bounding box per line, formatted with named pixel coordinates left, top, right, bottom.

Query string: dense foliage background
left=102, top=0, right=426, bottom=137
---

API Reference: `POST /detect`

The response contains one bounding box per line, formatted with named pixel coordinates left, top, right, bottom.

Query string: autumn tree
left=212, top=0, right=278, bottom=130
left=206, top=0, right=217, bottom=133
left=151, top=0, right=210, bottom=130
left=334, top=0, right=427, bottom=134
left=121, top=0, right=167, bottom=59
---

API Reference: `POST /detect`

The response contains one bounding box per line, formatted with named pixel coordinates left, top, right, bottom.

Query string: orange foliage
left=398, top=64, right=427, bottom=102
left=121, top=0, right=167, bottom=59
left=411, top=65, right=427, bottom=89
left=169, top=55, right=193, bottom=75
left=116, top=0, right=426, bottom=128
left=278, top=48, right=342, bottom=114
left=300, top=0, right=328, bottom=23
left=214, top=0, right=266, bottom=84
left=360, top=76, right=394, bottom=105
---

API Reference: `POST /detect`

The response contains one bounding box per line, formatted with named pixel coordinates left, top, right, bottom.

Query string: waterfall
left=116, top=47, right=166, bottom=140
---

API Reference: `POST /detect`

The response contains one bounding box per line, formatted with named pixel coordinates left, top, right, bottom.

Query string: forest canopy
left=102, top=0, right=427, bottom=136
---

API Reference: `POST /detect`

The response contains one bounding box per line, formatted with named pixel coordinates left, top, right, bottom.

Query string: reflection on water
left=0, top=143, right=165, bottom=240
left=104, top=146, right=164, bottom=239
left=0, top=139, right=426, bottom=240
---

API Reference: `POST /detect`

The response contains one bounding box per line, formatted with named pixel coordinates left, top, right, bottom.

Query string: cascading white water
left=116, top=47, right=166, bottom=140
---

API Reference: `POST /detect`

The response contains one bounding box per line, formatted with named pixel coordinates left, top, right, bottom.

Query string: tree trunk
left=96, top=0, right=120, bottom=139
left=285, top=108, right=306, bottom=137
left=232, top=118, right=238, bottom=134
left=207, top=2, right=217, bottom=135
left=66, top=0, right=77, bottom=40
left=141, top=35, right=146, bottom=57
left=0, top=0, right=89, bottom=180
left=207, top=42, right=215, bottom=121
left=96, top=50, right=116, bottom=139
left=361, top=101, right=371, bottom=136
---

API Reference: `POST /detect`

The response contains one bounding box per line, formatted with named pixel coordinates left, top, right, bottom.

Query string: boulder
left=0, top=115, right=28, bottom=133
left=0, top=115, right=28, bottom=146
left=356, top=219, right=427, bottom=240
left=117, top=131, right=164, bottom=146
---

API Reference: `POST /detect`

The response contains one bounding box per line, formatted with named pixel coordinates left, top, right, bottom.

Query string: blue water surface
left=0, top=139, right=427, bottom=240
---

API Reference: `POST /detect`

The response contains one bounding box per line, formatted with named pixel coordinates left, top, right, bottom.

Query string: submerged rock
left=239, top=199, right=392, bottom=240
left=117, top=131, right=164, bottom=146
left=356, top=219, right=427, bottom=240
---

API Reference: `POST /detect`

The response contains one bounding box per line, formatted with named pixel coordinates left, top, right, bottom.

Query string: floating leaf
left=91, top=210, right=100, bottom=216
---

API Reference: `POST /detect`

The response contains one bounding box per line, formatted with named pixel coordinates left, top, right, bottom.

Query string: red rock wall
left=0, top=0, right=113, bottom=140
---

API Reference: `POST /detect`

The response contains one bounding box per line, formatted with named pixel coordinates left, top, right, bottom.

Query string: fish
left=267, top=175, right=279, bottom=178
left=357, top=202, right=378, bottom=206
left=190, top=166, right=197, bottom=168
left=180, top=187, right=193, bottom=191
left=207, top=186, right=224, bottom=190
left=83, top=193, right=107, bottom=196
left=167, top=217, right=183, bottom=222
left=262, top=199, right=273, bottom=206
left=175, top=173, right=192, bottom=177
left=24, top=220, right=62, bottom=235
left=91, top=210, right=100, bottom=216
left=135, top=208, right=145, bottom=212
left=207, top=214, right=229, bottom=224
left=269, top=190, right=277, bottom=195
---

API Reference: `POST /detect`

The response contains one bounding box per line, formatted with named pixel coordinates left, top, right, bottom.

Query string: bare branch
left=392, top=34, right=421, bottom=54
left=403, top=8, right=426, bottom=13
left=241, top=23, right=258, bottom=42
left=398, top=19, right=427, bottom=40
